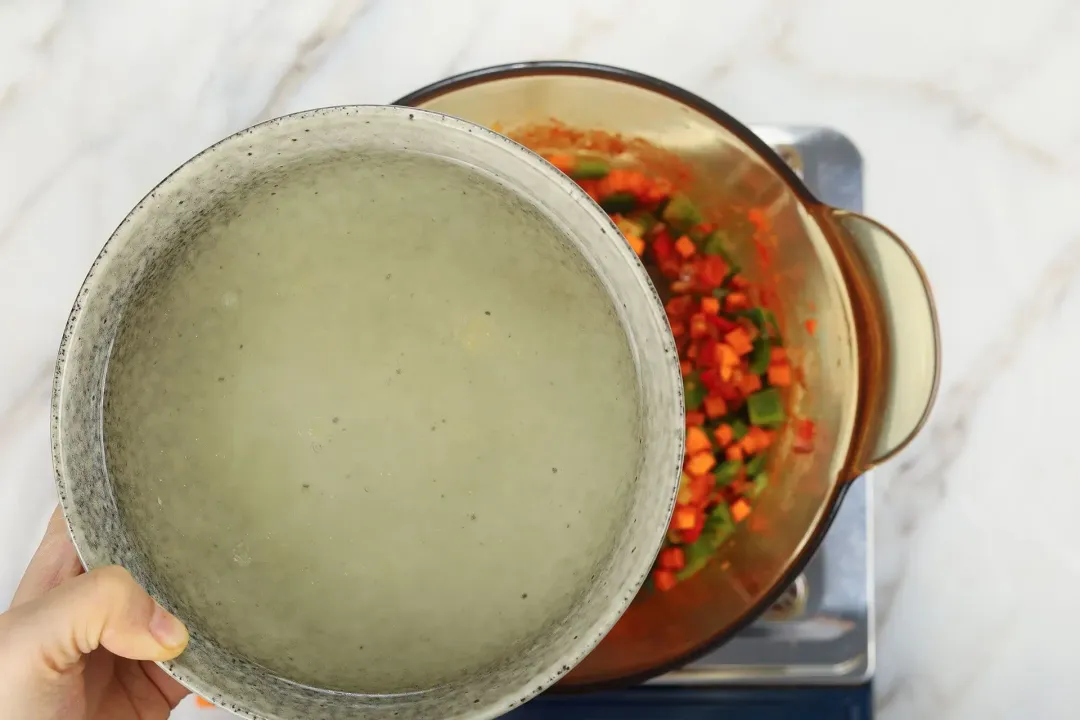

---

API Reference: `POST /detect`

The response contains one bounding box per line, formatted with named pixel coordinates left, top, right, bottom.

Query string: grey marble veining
left=3, top=1, right=1080, bottom=718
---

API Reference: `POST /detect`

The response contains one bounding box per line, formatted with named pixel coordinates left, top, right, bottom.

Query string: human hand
left=0, top=507, right=191, bottom=720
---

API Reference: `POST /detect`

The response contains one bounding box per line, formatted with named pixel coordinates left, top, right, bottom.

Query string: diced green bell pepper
left=701, top=230, right=741, bottom=274
left=731, top=418, right=749, bottom=440
left=684, top=373, right=706, bottom=412
left=744, top=472, right=769, bottom=498
left=739, top=307, right=782, bottom=343
left=599, top=192, right=637, bottom=214
left=744, top=453, right=767, bottom=476
left=747, top=388, right=786, bottom=427
left=715, top=459, right=743, bottom=486
left=748, top=337, right=771, bottom=375
left=570, top=157, right=610, bottom=180
left=661, top=194, right=703, bottom=231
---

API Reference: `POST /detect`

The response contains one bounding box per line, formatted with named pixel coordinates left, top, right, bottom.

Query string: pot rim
left=394, top=61, right=858, bottom=692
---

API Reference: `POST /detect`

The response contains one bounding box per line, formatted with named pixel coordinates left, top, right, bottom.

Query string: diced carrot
left=669, top=320, right=687, bottom=338
left=679, top=359, right=692, bottom=376
left=741, top=426, right=772, bottom=454
left=715, top=342, right=739, bottom=369
left=770, top=346, right=787, bottom=363
left=545, top=154, right=576, bottom=174
left=658, top=547, right=686, bottom=571
left=685, top=411, right=706, bottom=427
left=724, top=292, right=750, bottom=312
left=666, top=295, right=693, bottom=319
left=767, top=363, right=792, bottom=387
left=681, top=520, right=704, bottom=544
left=673, top=506, right=698, bottom=530
left=703, top=394, right=728, bottom=419
left=737, top=372, right=762, bottom=396
left=700, top=296, right=720, bottom=315
left=654, top=569, right=678, bottom=592
left=195, top=696, right=216, bottom=709
left=730, top=498, right=752, bottom=523
left=689, top=313, right=709, bottom=339
left=686, top=451, right=716, bottom=475
left=714, top=423, right=734, bottom=447
left=626, top=233, right=646, bottom=256
left=804, top=318, right=818, bottom=336
left=687, top=342, right=699, bottom=360
left=725, top=445, right=744, bottom=462
left=724, top=327, right=754, bottom=356
left=686, top=426, right=712, bottom=455
left=674, top=235, right=696, bottom=259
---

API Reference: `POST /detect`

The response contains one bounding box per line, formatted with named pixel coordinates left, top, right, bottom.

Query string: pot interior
left=399, top=67, right=864, bottom=686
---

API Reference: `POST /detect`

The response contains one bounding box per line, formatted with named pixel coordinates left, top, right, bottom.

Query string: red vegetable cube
left=658, top=547, right=686, bottom=571
left=653, top=569, right=678, bottom=592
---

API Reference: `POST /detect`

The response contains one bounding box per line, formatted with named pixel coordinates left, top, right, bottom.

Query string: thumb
left=3, top=565, right=189, bottom=672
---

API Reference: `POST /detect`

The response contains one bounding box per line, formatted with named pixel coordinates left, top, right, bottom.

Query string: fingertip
left=149, top=604, right=189, bottom=656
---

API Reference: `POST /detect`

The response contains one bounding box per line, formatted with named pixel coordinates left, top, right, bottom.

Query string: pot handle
left=829, top=210, right=941, bottom=470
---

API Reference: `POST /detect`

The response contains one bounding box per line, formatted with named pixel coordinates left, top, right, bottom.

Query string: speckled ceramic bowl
left=50, top=106, right=684, bottom=719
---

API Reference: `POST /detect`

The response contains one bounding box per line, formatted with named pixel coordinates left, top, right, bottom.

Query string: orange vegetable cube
left=724, top=327, right=754, bottom=356
left=724, top=292, right=750, bottom=312
left=686, top=451, right=716, bottom=476
left=713, top=423, right=734, bottom=447
left=626, top=233, right=646, bottom=256
left=674, top=235, right=696, bottom=259
left=770, top=346, right=787, bottom=363
left=545, top=154, right=576, bottom=174
left=737, top=372, right=762, bottom=396
left=703, top=395, right=728, bottom=419
left=725, top=445, right=744, bottom=462
left=685, top=411, right=706, bottom=427
left=700, top=296, right=720, bottom=315
left=689, top=313, right=710, bottom=339
left=673, top=506, right=698, bottom=530
left=686, top=426, right=712, bottom=455
left=680, top=359, right=692, bottom=376
left=730, top=498, right=752, bottom=523
left=767, top=363, right=792, bottom=387
left=804, top=318, right=818, bottom=336
left=654, top=569, right=678, bottom=592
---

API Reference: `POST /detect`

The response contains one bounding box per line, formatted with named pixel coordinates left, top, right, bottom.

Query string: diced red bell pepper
left=681, top=521, right=704, bottom=544
left=705, top=313, right=739, bottom=334
left=653, top=569, right=678, bottom=592
left=658, top=546, right=686, bottom=571
left=696, top=255, right=728, bottom=290
left=703, top=394, right=728, bottom=419
left=794, top=418, right=816, bottom=453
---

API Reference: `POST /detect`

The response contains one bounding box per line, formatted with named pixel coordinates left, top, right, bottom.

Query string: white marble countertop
left=3, top=1, right=1079, bottom=718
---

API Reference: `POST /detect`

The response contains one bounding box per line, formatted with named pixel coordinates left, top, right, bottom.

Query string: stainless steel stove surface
left=651, top=125, right=873, bottom=687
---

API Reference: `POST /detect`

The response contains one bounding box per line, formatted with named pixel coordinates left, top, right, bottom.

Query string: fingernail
left=149, top=603, right=189, bottom=650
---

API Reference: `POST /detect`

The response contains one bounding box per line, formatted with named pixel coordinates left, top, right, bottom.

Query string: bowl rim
left=394, top=60, right=858, bottom=692
left=49, top=102, right=686, bottom=717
